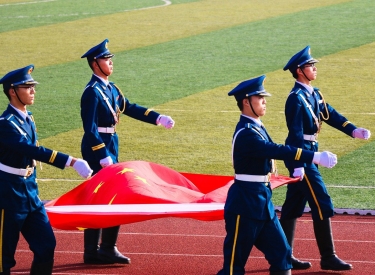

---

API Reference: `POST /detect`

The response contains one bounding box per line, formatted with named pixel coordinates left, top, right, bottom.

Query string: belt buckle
left=25, top=166, right=33, bottom=177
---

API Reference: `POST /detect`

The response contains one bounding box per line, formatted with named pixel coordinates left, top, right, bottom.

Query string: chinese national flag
left=45, top=161, right=297, bottom=230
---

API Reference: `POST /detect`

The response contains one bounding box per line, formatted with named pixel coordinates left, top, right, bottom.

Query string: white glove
left=72, top=159, right=93, bottom=179
left=352, top=128, right=371, bottom=140
left=100, top=156, right=113, bottom=168
left=313, top=151, right=337, bottom=168
left=156, top=115, right=175, bottom=129
left=293, top=167, right=305, bottom=181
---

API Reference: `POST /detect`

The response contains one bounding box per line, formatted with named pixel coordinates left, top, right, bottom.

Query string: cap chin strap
left=95, top=59, right=109, bottom=77
left=248, top=96, right=260, bottom=118
left=13, top=87, right=26, bottom=106
left=300, top=67, right=311, bottom=82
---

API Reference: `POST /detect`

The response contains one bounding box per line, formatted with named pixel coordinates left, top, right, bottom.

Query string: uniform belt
left=0, top=162, right=34, bottom=177
left=235, top=173, right=271, bottom=182
left=303, top=134, right=318, bottom=141
left=98, top=127, right=116, bottom=134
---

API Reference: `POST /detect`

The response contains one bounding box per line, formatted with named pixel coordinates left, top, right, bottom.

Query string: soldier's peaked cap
left=283, top=45, right=319, bottom=72
left=81, top=38, right=114, bottom=60
left=228, top=75, right=271, bottom=101
left=0, top=65, right=39, bottom=89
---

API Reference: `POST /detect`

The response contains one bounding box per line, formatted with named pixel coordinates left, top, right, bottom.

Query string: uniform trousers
left=0, top=206, right=55, bottom=271
left=218, top=213, right=292, bottom=275
left=281, top=163, right=334, bottom=221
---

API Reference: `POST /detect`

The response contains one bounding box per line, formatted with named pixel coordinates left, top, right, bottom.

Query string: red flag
left=45, top=161, right=298, bottom=230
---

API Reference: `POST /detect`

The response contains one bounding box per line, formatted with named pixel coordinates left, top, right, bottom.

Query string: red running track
left=11, top=214, right=375, bottom=275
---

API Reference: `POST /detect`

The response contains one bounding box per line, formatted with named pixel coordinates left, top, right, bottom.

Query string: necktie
left=107, top=85, right=116, bottom=107
left=26, top=116, right=31, bottom=125
left=26, top=116, right=35, bottom=130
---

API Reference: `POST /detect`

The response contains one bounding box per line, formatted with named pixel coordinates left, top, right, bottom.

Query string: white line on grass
left=0, top=0, right=56, bottom=7
left=155, top=109, right=375, bottom=115
left=328, top=185, right=375, bottom=189
left=0, top=0, right=171, bottom=18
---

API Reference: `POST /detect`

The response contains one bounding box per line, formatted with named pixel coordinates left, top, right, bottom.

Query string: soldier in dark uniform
left=279, top=46, right=371, bottom=271
left=217, top=75, right=338, bottom=275
left=80, top=39, right=175, bottom=265
left=0, top=65, right=92, bottom=275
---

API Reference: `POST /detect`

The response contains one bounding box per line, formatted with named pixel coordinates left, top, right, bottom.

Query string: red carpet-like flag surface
left=45, top=161, right=298, bottom=230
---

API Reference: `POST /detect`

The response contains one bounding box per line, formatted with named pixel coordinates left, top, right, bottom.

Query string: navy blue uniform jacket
left=0, top=105, right=69, bottom=211
left=80, top=75, right=160, bottom=166
left=284, top=82, right=356, bottom=169
left=225, top=115, right=315, bottom=220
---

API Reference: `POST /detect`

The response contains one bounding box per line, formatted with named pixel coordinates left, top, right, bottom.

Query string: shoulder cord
left=316, top=90, right=330, bottom=121
left=298, top=93, right=321, bottom=133
left=112, top=84, right=126, bottom=114
left=95, top=86, right=118, bottom=124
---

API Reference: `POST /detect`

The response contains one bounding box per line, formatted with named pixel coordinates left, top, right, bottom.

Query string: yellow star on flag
left=109, top=194, right=117, bottom=205
left=135, top=175, right=149, bottom=185
left=117, top=168, right=134, bottom=174
left=93, top=181, right=105, bottom=193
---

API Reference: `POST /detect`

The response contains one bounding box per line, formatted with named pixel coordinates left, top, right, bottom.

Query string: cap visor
left=24, top=80, right=39, bottom=85
left=259, top=91, right=272, bottom=97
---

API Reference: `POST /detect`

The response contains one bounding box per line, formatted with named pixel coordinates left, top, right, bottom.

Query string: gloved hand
left=156, top=115, right=175, bottom=129
left=293, top=167, right=305, bottom=181
left=100, top=156, right=113, bottom=168
left=72, top=159, right=93, bottom=179
left=313, top=151, right=337, bottom=168
left=352, top=128, right=371, bottom=140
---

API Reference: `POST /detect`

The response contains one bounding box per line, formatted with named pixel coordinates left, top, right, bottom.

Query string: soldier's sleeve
left=0, top=119, right=69, bottom=169
left=240, top=129, right=315, bottom=163
left=112, top=84, right=160, bottom=125
left=317, top=94, right=357, bottom=137
left=285, top=91, right=306, bottom=168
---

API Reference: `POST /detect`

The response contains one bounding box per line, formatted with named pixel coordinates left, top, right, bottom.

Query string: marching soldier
left=0, top=65, right=92, bottom=275
left=80, top=39, right=175, bottom=265
left=279, top=45, right=371, bottom=271
left=217, top=75, right=338, bottom=275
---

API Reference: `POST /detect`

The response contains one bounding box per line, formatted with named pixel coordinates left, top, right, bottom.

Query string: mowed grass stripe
left=7, top=0, right=374, bottom=140
left=0, top=0, right=189, bottom=33
left=37, top=42, right=375, bottom=180
left=0, top=0, right=350, bottom=73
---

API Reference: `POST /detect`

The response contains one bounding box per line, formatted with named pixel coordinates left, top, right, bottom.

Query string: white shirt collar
left=94, top=74, right=109, bottom=86
left=296, top=81, right=314, bottom=94
left=241, top=114, right=263, bottom=127
left=9, top=104, right=28, bottom=120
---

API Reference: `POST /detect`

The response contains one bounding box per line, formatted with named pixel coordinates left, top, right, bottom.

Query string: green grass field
left=0, top=0, right=374, bottom=209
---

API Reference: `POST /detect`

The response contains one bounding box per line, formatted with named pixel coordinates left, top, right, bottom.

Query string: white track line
left=52, top=229, right=375, bottom=239
left=5, top=274, right=113, bottom=275
left=15, top=250, right=375, bottom=267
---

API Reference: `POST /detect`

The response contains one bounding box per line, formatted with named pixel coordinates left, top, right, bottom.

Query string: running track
left=12, top=214, right=375, bottom=274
